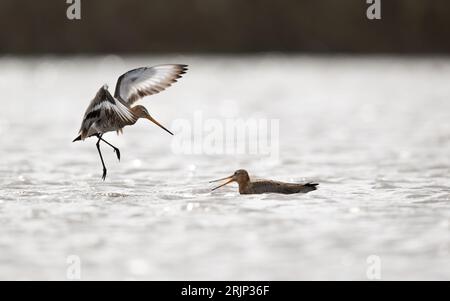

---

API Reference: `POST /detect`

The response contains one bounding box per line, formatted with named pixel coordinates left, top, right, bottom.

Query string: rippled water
left=0, top=55, right=449, bottom=280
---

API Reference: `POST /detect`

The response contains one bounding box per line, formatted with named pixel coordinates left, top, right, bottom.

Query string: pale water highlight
left=0, top=55, right=449, bottom=280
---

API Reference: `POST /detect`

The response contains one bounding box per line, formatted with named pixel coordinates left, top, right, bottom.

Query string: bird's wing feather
left=114, top=64, right=188, bottom=106
left=78, top=87, right=135, bottom=138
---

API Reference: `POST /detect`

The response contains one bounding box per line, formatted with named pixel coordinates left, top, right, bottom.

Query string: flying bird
left=73, top=64, right=188, bottom=180
left=210, top=169, right=318, bottom=194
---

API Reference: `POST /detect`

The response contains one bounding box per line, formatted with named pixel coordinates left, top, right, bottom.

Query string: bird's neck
left=237, top=180, right=251, bottom=194
left=122, top=116, right=138, bottom=127
left=127, top=108, right=142, bottom=125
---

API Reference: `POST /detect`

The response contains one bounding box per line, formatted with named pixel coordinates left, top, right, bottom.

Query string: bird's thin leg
left=96, top=137, right=107, bottom=181
left=96, top=135, right=121, bottom=161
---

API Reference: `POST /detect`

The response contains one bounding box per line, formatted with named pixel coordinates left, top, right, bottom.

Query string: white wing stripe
left=114, top=64, right=187, bottom=105
left=92, top=100, right=134, bottom=122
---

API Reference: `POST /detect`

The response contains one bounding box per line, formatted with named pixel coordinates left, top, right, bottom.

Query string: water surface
left=0, top=55, right=449, bottom=280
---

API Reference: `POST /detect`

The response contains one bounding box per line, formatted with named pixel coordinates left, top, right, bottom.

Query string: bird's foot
left=114, top=148, right=121, bottom=161
left=102, top=168, right=107, bottom=181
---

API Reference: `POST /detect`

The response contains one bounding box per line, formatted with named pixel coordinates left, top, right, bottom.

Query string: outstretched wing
left=114, top=64, right=188, bottom=106
left=78, top=86, right=136, bottom=139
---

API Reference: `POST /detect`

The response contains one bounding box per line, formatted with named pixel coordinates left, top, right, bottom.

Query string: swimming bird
left=210, top=169, right=318, bottom=194
left=73, top=64, right=188, bottom=180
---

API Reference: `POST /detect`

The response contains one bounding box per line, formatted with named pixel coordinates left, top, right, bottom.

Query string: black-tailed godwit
left=73, top=64, right=188, bottom=180
left=210, top=169, right=318, bottom=194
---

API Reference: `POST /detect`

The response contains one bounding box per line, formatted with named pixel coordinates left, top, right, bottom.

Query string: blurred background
left=0, top=0, right=449, bottom=54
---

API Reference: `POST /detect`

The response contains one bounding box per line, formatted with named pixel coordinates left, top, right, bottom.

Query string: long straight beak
left=147, top=116, right=173, bottom=136
left=210, top=176, right=234, bottom=191
left=209, top=175, right=233, bottom=183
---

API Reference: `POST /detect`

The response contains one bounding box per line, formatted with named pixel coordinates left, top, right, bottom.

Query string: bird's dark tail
left=72, top=135, right=82, bottom=142
left=303, top=183, right=319, bottom=192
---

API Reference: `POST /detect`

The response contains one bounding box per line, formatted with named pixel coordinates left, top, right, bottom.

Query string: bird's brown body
left=237, top=179, right=318, bottom=194
left=210, top=169, right=318, bottom=195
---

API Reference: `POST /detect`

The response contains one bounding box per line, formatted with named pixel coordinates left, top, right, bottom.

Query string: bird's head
left=131, top=105, right=173, bottom=136
left=210, top=169, right=250, bottom=191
